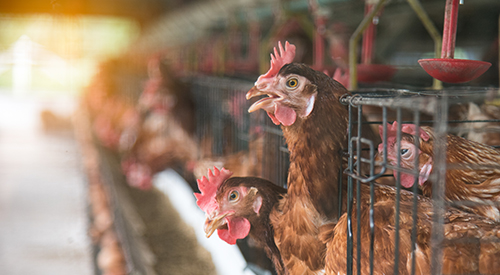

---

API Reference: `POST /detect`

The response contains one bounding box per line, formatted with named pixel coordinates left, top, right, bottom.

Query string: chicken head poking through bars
left=194, top=167, right=247, bottom=244
left=194, top=167, right=288, bottom=275
left=378, top=122, right=433, bottom=189
left=378, top=121, right=500, bottom=222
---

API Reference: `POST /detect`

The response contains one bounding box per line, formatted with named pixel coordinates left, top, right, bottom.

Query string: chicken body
left=465, top=102, right=500, bottom=147
left=83, top=58, right=144, bottom=152
left=380, top=123, right=500, bottom=222
left=246, top=42, right=500, bottom=274
left=323, top=184, right=500, bottom=275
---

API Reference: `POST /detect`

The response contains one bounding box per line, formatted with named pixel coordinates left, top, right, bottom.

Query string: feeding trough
left=358, top=0, right=396, bottom=83
left=418, top=0, right=491, bottom=83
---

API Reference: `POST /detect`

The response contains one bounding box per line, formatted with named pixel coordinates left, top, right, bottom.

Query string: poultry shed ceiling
left=128, top=0, right=500, bottom=57
left=129, top=0, right=351, bottom=56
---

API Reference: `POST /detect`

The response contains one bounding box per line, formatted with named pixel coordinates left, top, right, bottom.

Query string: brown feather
left=465, top=102, right=500, bottom=147
left=410, top=127, right=500, bottom=222
left=321, top=183, right=500, bottom=275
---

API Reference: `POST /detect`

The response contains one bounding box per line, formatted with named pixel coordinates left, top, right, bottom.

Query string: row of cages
left=84, top=51, right=500, bottom=273
left=190, top=76, right=290, bottom=188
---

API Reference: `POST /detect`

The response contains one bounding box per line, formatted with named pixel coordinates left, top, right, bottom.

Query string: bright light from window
left=0, top=14, right=140, bottom=96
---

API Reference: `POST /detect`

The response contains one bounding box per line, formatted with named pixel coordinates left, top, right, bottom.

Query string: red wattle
left=267, top=112, right=281, bottom=125
left=397, top=172, right=417, bottom=188
left=217, top=217, right=251, bottom=245
left=274, top=104, right=296, bottom=126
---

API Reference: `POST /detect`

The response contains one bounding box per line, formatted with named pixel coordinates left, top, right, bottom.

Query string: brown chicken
left=83, top=59, right=142, bottom=152
left=244, top=41, right=500, bottom=274
left=195, top=167, right=287, bottom=275
left=245, top=41, right=349, bottom=274
left=121, top=60, right=197, bottom=189
left=121, top=114, right=198, bottom=189
left=93, top=97, right=140, bottom=151
left=138, top=58, right=196, bottom=135
left=321, top=183, right=500, bottom=275
left=378, top=122, right=500, bottom=222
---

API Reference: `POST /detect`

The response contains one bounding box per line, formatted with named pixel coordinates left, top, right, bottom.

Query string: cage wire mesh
left=342, top=87, right=500, bottom=275
left=190, top=76, right=253, bottom=156
left=189, top=76, right=290, bottom=188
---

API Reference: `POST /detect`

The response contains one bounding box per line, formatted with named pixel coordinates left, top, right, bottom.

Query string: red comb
left=255, top=41, right=296, bottom=88
left=194, top=167, right=233, bottom=214
left=379, top=122, right=430, bottom=141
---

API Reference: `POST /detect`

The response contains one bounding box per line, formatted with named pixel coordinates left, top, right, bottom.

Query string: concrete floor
left=0, top=95, right=92, bottom=275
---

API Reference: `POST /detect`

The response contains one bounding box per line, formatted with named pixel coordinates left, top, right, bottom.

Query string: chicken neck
left=281, top=80, right=349, bottom=222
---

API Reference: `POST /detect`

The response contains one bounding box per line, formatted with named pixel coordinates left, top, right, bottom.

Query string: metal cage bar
left=409, top=108, right=421, bottom=275
left=347, top=103, right=354, bottom=274
left=343, top=87, right=500, bottom=275
left=393, top=107, right=403, bottom=275
left=429, top=91, right=449, bottom=274
left=356, top=105, right=363, bottom=275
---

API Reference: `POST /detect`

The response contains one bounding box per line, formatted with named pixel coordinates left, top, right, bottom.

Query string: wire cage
left=189, top=75, right=290, bottom=187
left=341, top=87, right=500, bottom=275
left=190, top=76, right=253, bottom=157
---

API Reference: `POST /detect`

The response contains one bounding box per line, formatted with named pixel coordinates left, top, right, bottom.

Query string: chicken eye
left=400, top=148, right=412, bottom=159
left=286, top=78, right=299, bottom=89
left=228, top=190, right=239, bottom=202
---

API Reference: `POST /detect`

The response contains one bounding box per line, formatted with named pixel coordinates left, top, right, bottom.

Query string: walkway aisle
left=0, top=95, right=92, bottom=275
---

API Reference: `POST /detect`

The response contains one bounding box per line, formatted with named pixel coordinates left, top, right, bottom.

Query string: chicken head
left=378, top=122, right=433, bottom=188
left=195, top=167, right=255, bottom=245
left=247, top=41, right=317, bottom=126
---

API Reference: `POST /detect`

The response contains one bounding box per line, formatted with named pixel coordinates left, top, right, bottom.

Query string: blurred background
left=0, top=0, right=498, bottom=275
